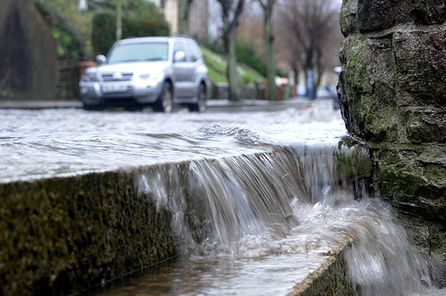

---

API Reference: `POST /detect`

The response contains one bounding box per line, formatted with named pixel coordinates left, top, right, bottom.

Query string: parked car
left=79, top=36, right=210, bottom=112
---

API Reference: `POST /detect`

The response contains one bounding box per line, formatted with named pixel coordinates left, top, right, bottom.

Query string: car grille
left=101, top=72, right=134, bottom=81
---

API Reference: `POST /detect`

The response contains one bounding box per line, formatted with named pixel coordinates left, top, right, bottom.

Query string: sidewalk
left=0, top=97, right=312, bottom=110
left=0, top=100, right=82, bottom=109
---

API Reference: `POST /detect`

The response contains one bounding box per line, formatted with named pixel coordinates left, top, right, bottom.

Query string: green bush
left=92, top=12, right=116, bottom=55
left=200, top=46, right=265, bottom=86
left=124, top=11, right=170, bottom=39
left=35, top=1, right=86, bottom=59
left=92, top=2, right=170, bottom=55
left=236, top=41, right=267, bottom=77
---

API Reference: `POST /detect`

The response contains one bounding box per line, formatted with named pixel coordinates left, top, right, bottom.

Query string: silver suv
left=79, top=36, right=210, bottom=112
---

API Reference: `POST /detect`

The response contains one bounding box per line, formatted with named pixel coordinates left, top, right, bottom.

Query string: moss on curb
left=0, top=170, right=176, bottom=295
left=290, top=239, right=357, bottom=296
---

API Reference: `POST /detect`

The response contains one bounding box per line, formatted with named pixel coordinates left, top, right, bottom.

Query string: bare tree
left=217, top=0, right=245, bottom=101
left=257, top=0, right=276, bottom=100
left=275, top=33, right=300, bottom=90
left=178, top=0, right=194, bottom=34
left=277, top=0, right=339, bottom=99
left=116, top=0, right=123, bottom=40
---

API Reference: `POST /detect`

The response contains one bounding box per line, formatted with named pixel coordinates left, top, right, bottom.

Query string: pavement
left=0, top=97, right=315, bottom=112
left=0, top=100, right=82, bottom=109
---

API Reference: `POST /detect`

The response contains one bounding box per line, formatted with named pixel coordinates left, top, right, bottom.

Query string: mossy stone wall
left=0, top=169, right=176, bottom=295
left=0, top=0, right=84, bottom=101
left=338, top=0, right=446, bottom=284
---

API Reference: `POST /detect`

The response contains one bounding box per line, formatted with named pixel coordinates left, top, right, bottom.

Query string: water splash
left=134, top=144, right=441, bottom=295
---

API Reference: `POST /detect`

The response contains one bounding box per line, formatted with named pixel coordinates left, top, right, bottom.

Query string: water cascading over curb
left=129, top=146, right=437, bottom=296
left=1, top=143, right=439, bottom=295
left=1, top=106, right=443, bottom=295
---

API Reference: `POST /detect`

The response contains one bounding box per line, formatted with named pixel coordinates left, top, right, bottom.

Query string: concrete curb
left=0, top=98, right=312, bottom=110
left=290, top=239, right=357, bottom=296
left=0, top=146, right=367, bottom=295
left=0, top=100, right=82, bottom=109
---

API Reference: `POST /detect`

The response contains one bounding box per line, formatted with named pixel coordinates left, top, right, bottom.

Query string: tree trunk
left=305, top=67, right=315, bottom=100
left=292, top=64, right=299, bottom=94
left=303, top=46, right=317, bottom=100
left=178, top=0, right=190, bottom=35
left=218, top=0, right=244, bottom=101
left=226, top=28, right=240, bottom=101
left=314, top=50, right=323, bottom=98
left=264, top=9, right=276, bottom=100
left=116, top=0, right=122, bottom=40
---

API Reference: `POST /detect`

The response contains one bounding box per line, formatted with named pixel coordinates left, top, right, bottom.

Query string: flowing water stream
left=0, top=101, right=443, bottom=295
left=101, top=147, right=441, bottom=296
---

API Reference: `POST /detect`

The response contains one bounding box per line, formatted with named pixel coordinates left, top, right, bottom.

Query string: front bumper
left=79, top=79, right=163, bottom=106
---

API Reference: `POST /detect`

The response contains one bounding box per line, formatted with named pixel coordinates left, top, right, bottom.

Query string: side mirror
left=96, top=55, right=107, bottom=65
left=174, top=51, right=186, bottom=63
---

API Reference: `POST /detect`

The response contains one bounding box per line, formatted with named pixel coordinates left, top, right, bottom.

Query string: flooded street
left=2, top=0, right=444, bottom=293
left=1, top=101, right=443, bottom=295
left=0, top=100, right=343, bottom=183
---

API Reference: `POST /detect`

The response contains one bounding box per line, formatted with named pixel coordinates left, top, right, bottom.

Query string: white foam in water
left=129, top=145, right=443, bottom=295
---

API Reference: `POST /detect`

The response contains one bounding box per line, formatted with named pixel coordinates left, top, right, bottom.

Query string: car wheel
left=153, top=82, right=174, bottom=113
left=188, top=83, right=207, bottom=112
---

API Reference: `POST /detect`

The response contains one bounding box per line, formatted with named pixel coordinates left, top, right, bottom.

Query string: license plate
left=102, top=84, right=128, bottom=93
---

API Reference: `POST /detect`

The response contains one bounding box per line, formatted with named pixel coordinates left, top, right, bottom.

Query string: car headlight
left=140, top=74, right=151, bottom=80
left=82, top=72, right=99, bottom=82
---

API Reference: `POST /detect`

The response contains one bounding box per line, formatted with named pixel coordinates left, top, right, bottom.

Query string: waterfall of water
left=135, top=144, right=442, bottom=295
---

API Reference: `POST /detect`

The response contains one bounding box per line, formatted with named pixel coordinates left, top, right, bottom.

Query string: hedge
left=92, top=2, right=170, bottom=55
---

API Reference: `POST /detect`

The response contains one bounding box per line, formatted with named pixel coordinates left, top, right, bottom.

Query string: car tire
left=188, top=83, right=207, bottom=113
left=153, top=82, right=174, bottom=113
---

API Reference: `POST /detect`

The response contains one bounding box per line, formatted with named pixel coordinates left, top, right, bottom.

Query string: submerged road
left=0, top=97, right=316, bottom=112
left=0, top=99, right=343, bottom=183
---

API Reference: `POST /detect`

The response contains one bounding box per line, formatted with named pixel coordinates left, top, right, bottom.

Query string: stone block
left=393, top=29, right=446, bottom=107
left=340, top=0, right=359, bottom=37
left=357, top=0, right=446, bottom=33
left=339, top=35, right=398, bottom=142
left=373, top=144, right=446, bottom=221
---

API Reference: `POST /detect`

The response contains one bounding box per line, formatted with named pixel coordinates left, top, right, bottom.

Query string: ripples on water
left=1, top=101, right=443, bottom=295
left=0, top=101, right=343, bottom=183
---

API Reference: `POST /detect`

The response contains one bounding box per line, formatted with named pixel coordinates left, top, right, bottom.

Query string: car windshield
left=107, top=42, right=169, bottom=64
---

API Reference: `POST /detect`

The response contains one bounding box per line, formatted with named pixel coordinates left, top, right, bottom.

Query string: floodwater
left=0, top=100, right=343, bottom=183
left=0, top=100, right=443, bottom=295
